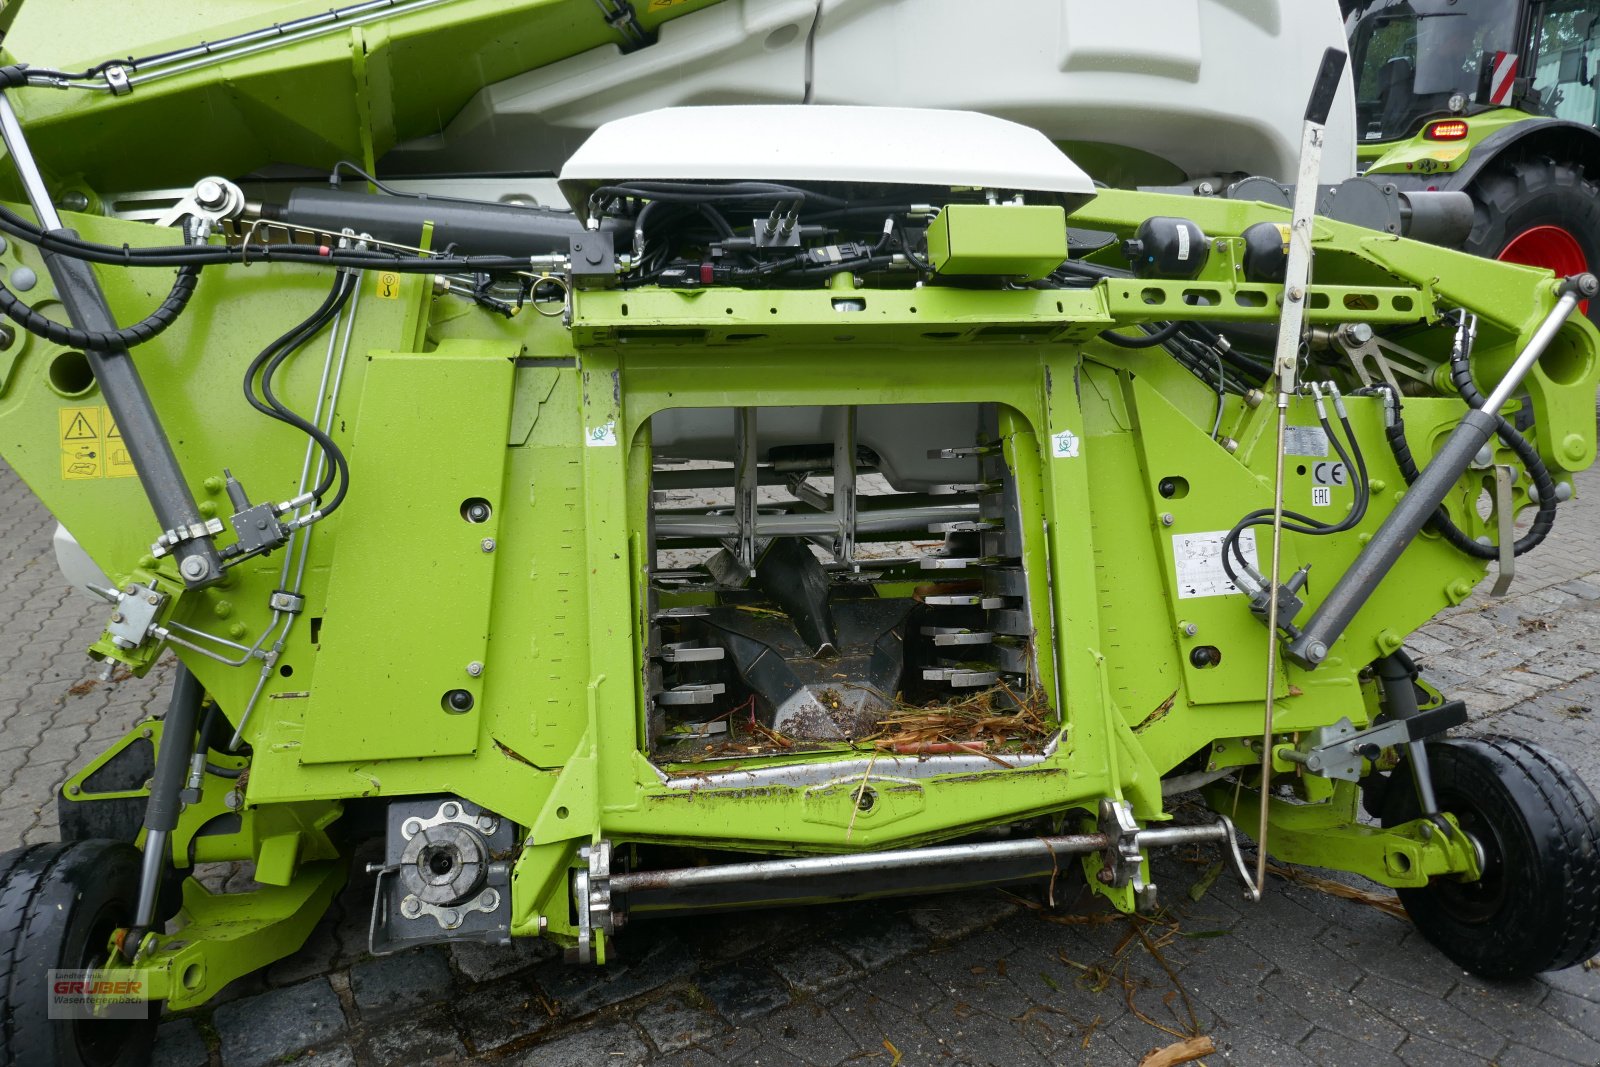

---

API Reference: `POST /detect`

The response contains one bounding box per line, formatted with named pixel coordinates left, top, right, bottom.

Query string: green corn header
left=0, top=3, right=1596, bottom=1062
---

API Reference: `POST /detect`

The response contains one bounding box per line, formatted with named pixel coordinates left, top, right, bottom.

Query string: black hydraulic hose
left=264, top=275, right=354, bottom=513
left=1221, top=405, right=1372, bottom=585
left=194, top=702, right=244, bottom=779
left=244, top=272, right=355, bottom=513
left=0, top=201, right=533, bottom=273
left=1100, top=322, right=1181, bottom=348
left=1449, top=350, right=1559, bottom=549
left=1383, top=388, right=1557, bottom=559
left=0, top=262, right=200, bottom=350
left=143, top=665, right=202, bottom=837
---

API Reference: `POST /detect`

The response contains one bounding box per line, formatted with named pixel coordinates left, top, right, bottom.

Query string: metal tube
left=133, top=665, right=204, bottom=929
left=609, top=822, right=1230, bottom=895
left=1375, top=652, right=1442, bottom=817
left=233, top=280, right=362, bottom=751
left=0, top=92, right=223, bottom=587
left=1484, top=290, right=1582, bottom=411
left=114, top=0, right=458, bottom=90
left=734, top=408, right=758, bottom=573
left=834, top=406, right=857, bottom=566
left=655, top=503, right=977, bottom=538
left=1287, top=287, right=1584, bottom=668
left=611, top=834, right=1112, bottom=893
left=0, top=97, right=62, bottom=230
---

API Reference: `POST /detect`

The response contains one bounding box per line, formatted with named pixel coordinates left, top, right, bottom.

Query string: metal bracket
left=103, top=65, right=132, bottom=96
left=572, top=840, right=615, bottom=964
left=593, top=0, right=650, bottom=50
left=400, top=799, right=500, bottom=841
left=153, top=176, right=247, bottom=232
left=370, top=798, right=512, bottom=956
left=1283, top=701, right=1467, bottom=782
left=151, top=517, right=225, bottom=559
left=399, top=882, right=502, bottom=931
left=268, top=590, right=306, bottom=614
left=1097, top=799, right=1157, bottom=911
left=1491, top=463, right=1516, bottom=597
left=1330, top=324, right=1434, bottom=392
left=94, top=582, right=168, bottom=651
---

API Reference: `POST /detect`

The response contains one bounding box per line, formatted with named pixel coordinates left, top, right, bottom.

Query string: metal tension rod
left=0, top=92, right=223, bottom=586
left=1285, top=273, right=1595, bottom=669
left=1248, top=46, right=1347, bottom=902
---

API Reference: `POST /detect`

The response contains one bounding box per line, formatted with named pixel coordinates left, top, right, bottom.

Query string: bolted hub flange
left=399, top=822, right=488, bottom=906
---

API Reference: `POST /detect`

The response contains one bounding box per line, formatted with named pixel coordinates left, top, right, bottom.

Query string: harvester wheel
left=1382, top=735, right=1600, bottom=978
left=1464, top=157, right=1600, bottom=324
left=0, top=840, right=155, bottom=1066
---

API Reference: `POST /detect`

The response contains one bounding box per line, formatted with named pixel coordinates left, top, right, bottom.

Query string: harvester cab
left=1347, top=0, right=1600, bottom=298
left=0, top=3, right=1596, bottom=1064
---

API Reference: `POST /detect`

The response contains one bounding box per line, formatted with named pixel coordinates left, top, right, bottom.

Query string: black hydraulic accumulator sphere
left=1241, top=221, right=1290, bottom=283
left=1125, top=216, right=1209, bottom=279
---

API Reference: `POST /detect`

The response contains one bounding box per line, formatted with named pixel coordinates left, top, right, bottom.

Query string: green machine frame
left=0, top=0, right=1591, bottom=1022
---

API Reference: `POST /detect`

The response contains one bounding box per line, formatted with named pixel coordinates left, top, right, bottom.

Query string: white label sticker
left=585, top=421, right=618, bottom=447
left=1283, top=425, right=1329, bottom=457
left=1311, top=486, right=1332, bottom=507
left=1050, top=429, right=1080, bottom=458
left=1176, top=223, right=1190, bottom=262
left=1173, top=529, right=1256, bottom=599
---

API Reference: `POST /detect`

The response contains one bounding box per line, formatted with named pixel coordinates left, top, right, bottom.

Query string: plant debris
left=1267, top=863, right=1409, bottom=921
left=1139, top=1035, right=1216, bottom=1067
left=1134, top=691, right=1178, bottom=733
left=873, top=683, right=1054, bottom=751
left=658, top=683, right=1058, bottom=768
left=1187, top=860, right=1223, bottom=903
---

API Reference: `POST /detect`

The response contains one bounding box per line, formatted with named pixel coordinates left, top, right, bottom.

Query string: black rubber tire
left=0, top=840, right=155, bottom=1067
left=1463, top=156, right=1600, bottom=326
left=1382, top=735, right=1600, bottom=979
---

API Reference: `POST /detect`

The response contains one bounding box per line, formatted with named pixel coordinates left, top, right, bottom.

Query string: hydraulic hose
left=0, top=262, right=200, bottom=350
left=243, top=271, right=355, bottom=515
left=1380, top=339, right=1559, bottom=559
left=1100, top=322, right=1182, bottom=348
left=0, top=201, right=534, bottom=273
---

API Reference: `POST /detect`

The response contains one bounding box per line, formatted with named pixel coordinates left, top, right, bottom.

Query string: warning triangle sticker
left=105, top=416, right=120, bottom=439
left=64, top=413, right=97, bottom=441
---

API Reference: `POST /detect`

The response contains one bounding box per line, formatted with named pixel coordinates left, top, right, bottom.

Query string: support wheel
left=0, top=840, right=155, bottom=1067
left=1464, top=157, right=1600, bottom=325
left=1382, top=735, right=1600, bottom=979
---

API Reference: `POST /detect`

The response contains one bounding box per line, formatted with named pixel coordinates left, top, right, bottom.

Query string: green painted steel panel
left=301, top=344, right=517, bottom=763
left=926, top=204, right=1068, bottom=279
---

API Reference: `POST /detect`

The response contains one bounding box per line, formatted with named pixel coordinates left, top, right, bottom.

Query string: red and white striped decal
left=1489, top=51, right=1518, bottom=105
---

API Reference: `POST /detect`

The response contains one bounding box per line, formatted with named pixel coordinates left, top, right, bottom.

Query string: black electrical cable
left=890, top=223, right=933, bottom=273
left=588, top=181, right=849, bottom=226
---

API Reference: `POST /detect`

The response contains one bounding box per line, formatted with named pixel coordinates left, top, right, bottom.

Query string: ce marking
left=1312, top=461, right=1347, bottom=487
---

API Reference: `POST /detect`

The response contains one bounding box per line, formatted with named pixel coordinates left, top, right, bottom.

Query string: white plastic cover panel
left=384, top=0, right=1356, bottom=187
left=558, top=104, right=1096, bottom=216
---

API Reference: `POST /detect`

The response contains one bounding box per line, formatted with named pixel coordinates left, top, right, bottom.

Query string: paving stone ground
left=6, top=453, right=1600, bottom=1066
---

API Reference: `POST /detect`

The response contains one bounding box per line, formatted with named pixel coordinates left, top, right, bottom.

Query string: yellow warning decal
left=375, top=271, right=401, bottom=299
left=59, top=406, right=101, bottom=480
left=58, top=405, right=137, bottom=481
left=104, top=412, right=135, bottom=479
left=648, top=0, right=695, bottom=8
